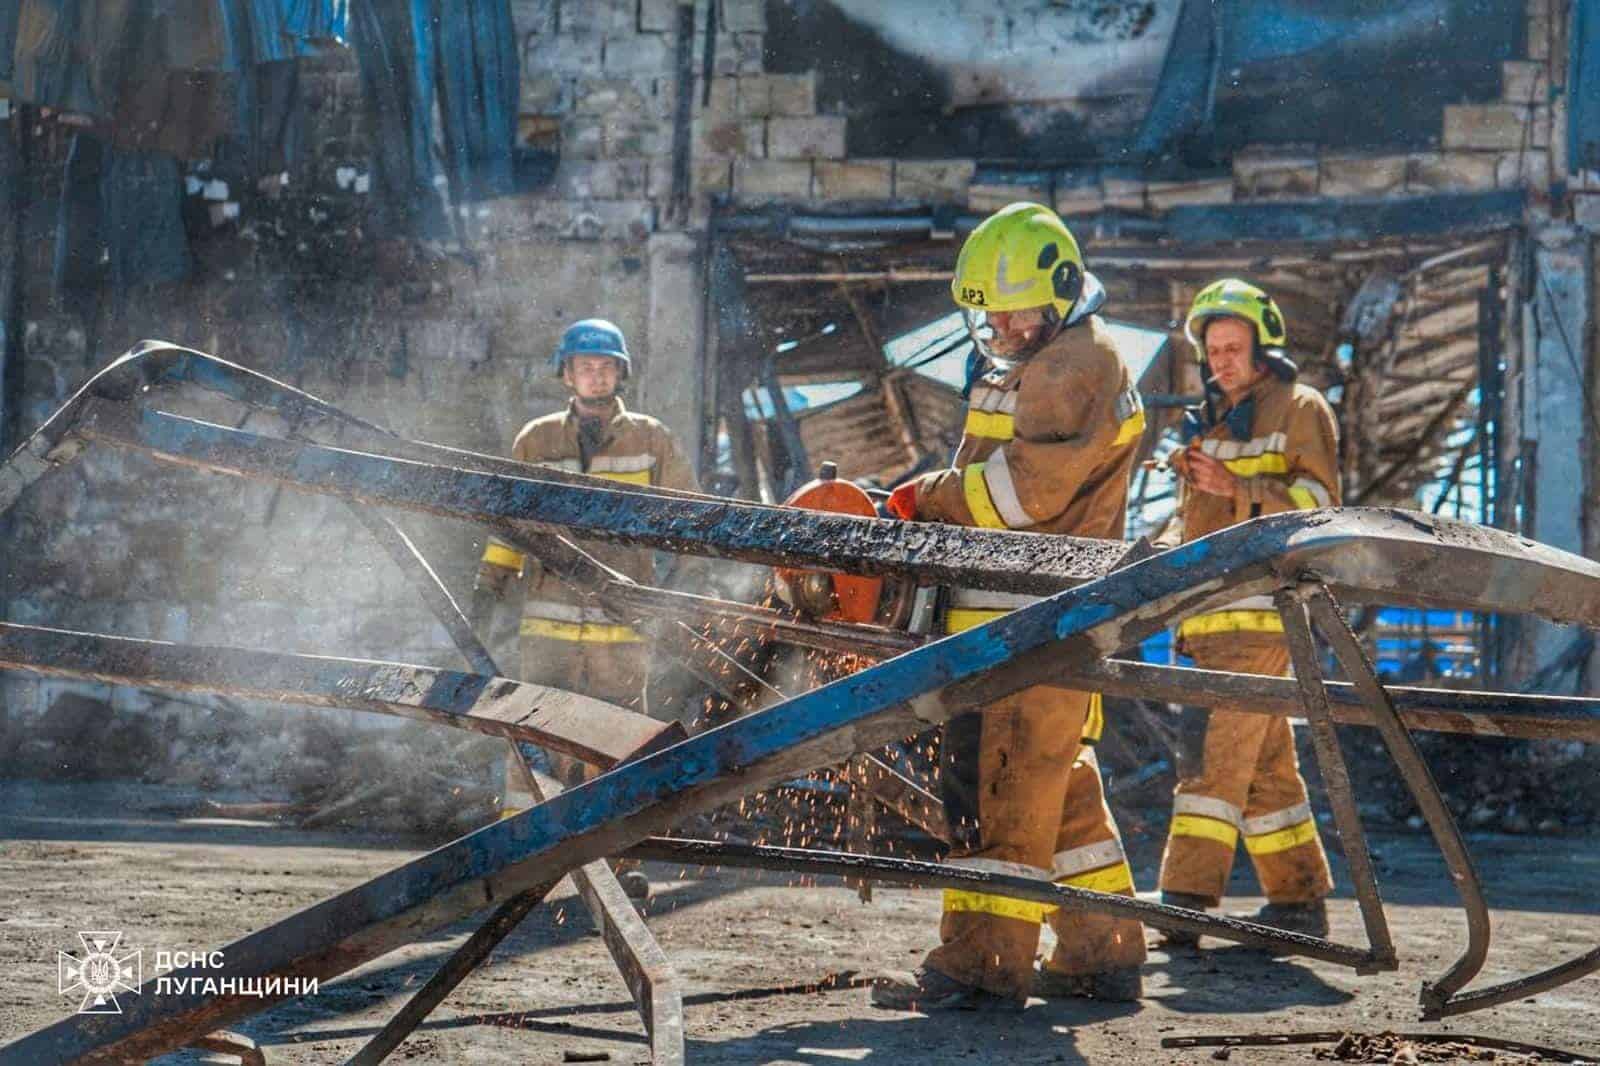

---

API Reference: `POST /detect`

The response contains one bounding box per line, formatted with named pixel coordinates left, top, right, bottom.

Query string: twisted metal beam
left=0, top=623, right=680, bottom=771
left=8, top=498, right=1599, bottom=1063
left=5, top=347, right=1600, bottom=1062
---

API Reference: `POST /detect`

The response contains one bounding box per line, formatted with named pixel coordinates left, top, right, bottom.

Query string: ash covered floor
left=0, top=783, right=1596, bottom=1065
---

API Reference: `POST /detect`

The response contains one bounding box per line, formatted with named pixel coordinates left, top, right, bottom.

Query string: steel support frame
left=337, top=519, right=686, bottom=1063
left=2, top=346, right=1599, bottom=1061
left=6, top=509, right=1594, bottom=1060
left=1, top=346, right=695, bottom=1063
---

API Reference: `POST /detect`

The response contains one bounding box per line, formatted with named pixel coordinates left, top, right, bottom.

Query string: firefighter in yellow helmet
left=871, top=202, right=1148, bottom=1011
left=474, top=319, right=699, bottom=896
left=1154, top=279, right=1340, bottom=942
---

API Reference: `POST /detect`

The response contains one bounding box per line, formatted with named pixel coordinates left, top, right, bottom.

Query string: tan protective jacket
left=478, top=397, right=699, bottom=641
left=1167, top=375, right=1340, bottom=641
left=916, top=314, right=1144, bottom=541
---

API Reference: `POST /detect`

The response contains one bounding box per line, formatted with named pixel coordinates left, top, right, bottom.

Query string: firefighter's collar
left=1182, top=392, right=1255, bottom=443
left=568, top=395, right=627, bottom=423
left=1065, top=271, right=1106, bottom=327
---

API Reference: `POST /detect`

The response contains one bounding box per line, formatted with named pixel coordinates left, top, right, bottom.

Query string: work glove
left=884, top=480, right=919, bottom=521
left=474, top=564, right=515, bottom=599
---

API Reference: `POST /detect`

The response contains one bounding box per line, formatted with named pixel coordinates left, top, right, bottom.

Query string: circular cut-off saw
left=771, top=461, right=931, bottom=632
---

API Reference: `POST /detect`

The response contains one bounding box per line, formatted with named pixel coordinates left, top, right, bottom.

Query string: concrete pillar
left=640, top=231, right=707, bottom=472
left=1507, top=223, right=1593, bottom=691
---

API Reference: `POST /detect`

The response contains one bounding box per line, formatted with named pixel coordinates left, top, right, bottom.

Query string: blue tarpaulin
left=350, top=0, right=519, bottom=236
left=55, top=133, right=192, bottom=292
left=1572, top=0, right=1599, bottom=172
left=0, top=1, right=409, bottom=292
left=283, top=0, right=348, bottom=47
left=234, top=0, right=347, bottom=63
left=435, top=0, right=517, bottom=203
left=1133, top=0, right=1521, bottom=163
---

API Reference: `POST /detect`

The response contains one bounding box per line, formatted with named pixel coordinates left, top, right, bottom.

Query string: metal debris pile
left=3, top=343, right=1600, bottom=1064
left=1314, top=1032, right=1540, bottom=1064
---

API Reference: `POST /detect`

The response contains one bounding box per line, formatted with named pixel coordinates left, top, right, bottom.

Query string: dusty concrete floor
left=0, top=782, right=1596, bottom=1064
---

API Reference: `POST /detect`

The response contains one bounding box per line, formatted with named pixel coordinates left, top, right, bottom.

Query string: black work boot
left=1033, top=963, right=1143, bottom=1002
left=616, top=870, right=651, bottom=900
left=870, top=967, right=1025, bottom=1013
left=1250, top=898, right=1329, bottom=939
left=1158, top=891, right=1217, bottom=948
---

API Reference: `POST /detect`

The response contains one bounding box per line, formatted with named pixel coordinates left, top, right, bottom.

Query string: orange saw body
left=775, top=475, right=885, bottom=624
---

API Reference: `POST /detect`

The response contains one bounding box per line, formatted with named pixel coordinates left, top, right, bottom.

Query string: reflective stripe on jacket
left=916, top=315, right=1142, bottom=541
left=1172, top=377, right=1339, bottom=639
left=477, top=397, right=699, bottom=639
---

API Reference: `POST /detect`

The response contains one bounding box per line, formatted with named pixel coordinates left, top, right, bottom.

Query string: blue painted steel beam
left=1165, top=189, right=1528, bottom=245
left=8, top=503, right=1600, bottom=1063
left=715, top=189, right=1526, bottom=247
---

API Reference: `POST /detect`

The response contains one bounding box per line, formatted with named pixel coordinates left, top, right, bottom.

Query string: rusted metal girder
left=339, top=498, right=686, bottom=1065
left=1278, top=587, right=1396, bottom=973
left=9, top=498, right=1600, bottom=1063
left=0, top=623, right=682, bottom=771
left=621, top=837, right=1367, bottom=963
left=526, top=766, right=685, bottom=1066
left=1303, top=587, right=1493, bottom=1015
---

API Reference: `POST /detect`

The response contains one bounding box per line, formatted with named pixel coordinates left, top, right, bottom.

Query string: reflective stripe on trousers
left=520, top=617, right=642, bottom=643
left=941, top=852, right=1134, bottom=924
left=1177, top=595, right=1283, bottom=640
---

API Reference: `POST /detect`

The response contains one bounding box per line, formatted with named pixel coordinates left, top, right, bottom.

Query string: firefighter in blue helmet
left=475, top=319, right=699, bottom=895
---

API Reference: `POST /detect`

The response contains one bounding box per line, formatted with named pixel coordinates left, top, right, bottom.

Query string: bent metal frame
left=2, top=343, right=1599, bottom=1065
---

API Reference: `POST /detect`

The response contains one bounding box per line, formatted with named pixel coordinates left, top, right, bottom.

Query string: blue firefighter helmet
left=551, top=318, right=631, bottom=379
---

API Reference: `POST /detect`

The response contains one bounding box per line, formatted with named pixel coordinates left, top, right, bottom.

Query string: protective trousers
left=1158, top=637, right=1333, bottom=903
left=510, top=634, right=649, bottom=792
left=925, top=685, right=1147, bottom=1000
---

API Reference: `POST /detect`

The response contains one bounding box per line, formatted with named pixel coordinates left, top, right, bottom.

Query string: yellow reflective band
left=1169, top=814, right=1240, bottom=848
left=1288, top=485, right=1319, bottom=510
left=1244, top=819, right=1319, bottom=856
left=1221, top=452, right=1289, bottom=477
left=944, top=607, right=1008, bottom=634
left=1177, top=610, right=1286, bottom=639
left=1082, top=692, right=1104, bottom=745
left=1112, top=409, right=1147, bottom=448
left=596, top=469, right=651, bottom=485
left=964, top=409, right=1015, bottom=440
left=1059, top=860, right=1134, bottom=895
left=942, top=888, right=1054, bottom=924
left=481, top=542, right=524, bottom=570
left=962, top=463, right=1009, bottom=529
left=520, top=618, right=643, bottom=643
